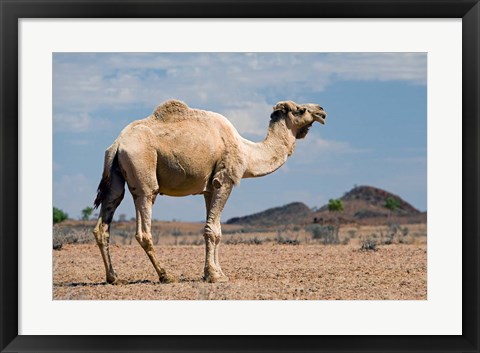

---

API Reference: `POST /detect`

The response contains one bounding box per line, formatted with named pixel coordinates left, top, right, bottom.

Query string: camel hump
left=153, top=99, right=189, bottom=119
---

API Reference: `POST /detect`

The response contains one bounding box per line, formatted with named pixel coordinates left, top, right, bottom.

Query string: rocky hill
left=226, top=202, right=312, bottom=227
left=226, top=186, right=426, bottom=227
left=312, top=186, right=426, bottom=225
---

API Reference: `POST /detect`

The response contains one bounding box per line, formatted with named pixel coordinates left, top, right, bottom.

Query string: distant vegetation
left=328, top=198, right=344, bottom=213
left=53, top=224, right=92, bottom=250
left=81, top=206, right=94, bottom=221
left=53, top=207, right=68, bottom=224
left=328, top=198, right=344, bottom=244
left=52, top=185, right=427, bottom=250
left=307, top=224, right=337, bottom=244
left=53, top=219, right=427, bottom=250
left=385, top=197, right=401, bottom=221
left=360, top=239, right=377, bottom=251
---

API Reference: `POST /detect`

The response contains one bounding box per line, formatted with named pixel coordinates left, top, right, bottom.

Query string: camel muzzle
left=313, top=111, right=327, bottom=125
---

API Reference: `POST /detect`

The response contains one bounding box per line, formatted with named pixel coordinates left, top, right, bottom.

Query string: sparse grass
left=53, top=221, right=427, bottom=248
left=178, top=237, right=204, bottom=246
left=225, top=236, right=265, bottom=245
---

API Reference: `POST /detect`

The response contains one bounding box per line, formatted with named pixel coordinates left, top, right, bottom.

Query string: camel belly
left=153, top=128, right=223, bottom=196
left=156, top=155, right=214, bottom=196
left=157, top=178, right=209, bottom=196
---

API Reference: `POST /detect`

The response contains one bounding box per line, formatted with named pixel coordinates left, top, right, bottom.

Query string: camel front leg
left=204, top=192, right=226, bottom=277
left=203, top=180, right=232, bottom=283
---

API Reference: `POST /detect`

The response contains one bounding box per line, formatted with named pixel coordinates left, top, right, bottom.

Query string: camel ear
left=273, top=101, right=297, bottom=113
left=272, top=103, right=286, bottom=113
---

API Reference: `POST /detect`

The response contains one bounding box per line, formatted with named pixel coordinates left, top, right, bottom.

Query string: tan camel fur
left=93, top=99, right=327, bottom=283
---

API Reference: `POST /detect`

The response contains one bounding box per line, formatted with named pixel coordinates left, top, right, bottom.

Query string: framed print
left=1, top=0, right=479, bottom=352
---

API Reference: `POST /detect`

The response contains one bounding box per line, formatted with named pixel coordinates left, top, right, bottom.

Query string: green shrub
left=385, top=197, right=400, bottom=212
left=53, top=207, right=68, bottom=224
left=81, top=206, right=93, bottom=221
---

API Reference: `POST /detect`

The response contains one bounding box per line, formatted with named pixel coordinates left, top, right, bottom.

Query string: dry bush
left=177, top=237, right=204, bottom=246
left=53, top=225, right=93, bottom=249
left=275, top=231, right=300, bottom=245
left=225, top=236, right=265, bottom=245
left=360, top=238, right=378, bottom=251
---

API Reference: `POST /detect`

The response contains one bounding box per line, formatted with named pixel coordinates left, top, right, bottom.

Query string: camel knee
left=203, top=230, right=214, bottom=240
left=92, top=230, right=101, bottom=245
left=93, top=222, right=109, bottom=245
left=135, top=232, right=154, bottom=251
left=135, top=232, right=146, bottom=245
left=204, top=223, right=221, bottom=239
left=92, top=227, right=100, bottom=242
left=203, top=231, right=221, bottom=245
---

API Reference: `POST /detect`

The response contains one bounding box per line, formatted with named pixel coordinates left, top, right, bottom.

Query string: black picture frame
left=1, top=1, right=479, bottom=352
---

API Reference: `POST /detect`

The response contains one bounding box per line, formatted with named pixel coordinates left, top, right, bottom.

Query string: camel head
left=272, top=101, right=327, bottom=139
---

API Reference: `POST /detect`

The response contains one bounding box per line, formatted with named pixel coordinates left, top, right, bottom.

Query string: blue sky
left=53, top=53, right=426, bottom=222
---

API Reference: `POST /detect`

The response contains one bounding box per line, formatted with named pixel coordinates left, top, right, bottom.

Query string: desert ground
left=53, top=222, right=427, bottom=300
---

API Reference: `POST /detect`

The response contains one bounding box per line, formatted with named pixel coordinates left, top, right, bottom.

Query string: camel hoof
left=108, top=278, right=128, bottom=285
left=204, top=273, right=229, bottom=283
left=159, top=273, right=177, bottom=284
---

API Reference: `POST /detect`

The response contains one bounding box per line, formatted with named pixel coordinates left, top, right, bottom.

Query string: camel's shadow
left=54, top=277, right=199, bottom=287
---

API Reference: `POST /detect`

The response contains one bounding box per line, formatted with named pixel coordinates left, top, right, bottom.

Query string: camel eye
left=295, top=108, right=306, bottom=116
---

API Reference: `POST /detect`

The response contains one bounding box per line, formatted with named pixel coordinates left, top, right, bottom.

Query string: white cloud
left=287, top=134, right=370, bottom=173
left=297, top=134, right=368, bottom=156
left=221, top=101, right=273, bottom=137
left=54, top=112, right=91, bottom=132
left=315, top=53, right=427, bottom=85
left=53, top=112, right=113, bottom=133
left=53, top=52, right=426, bottom=135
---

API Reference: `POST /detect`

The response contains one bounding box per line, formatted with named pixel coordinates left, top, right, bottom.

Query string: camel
left=93, top=99, right=327, bottom=283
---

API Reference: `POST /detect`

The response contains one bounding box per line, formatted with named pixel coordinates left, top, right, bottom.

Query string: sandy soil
left=53, top=243, right=427, bottom=300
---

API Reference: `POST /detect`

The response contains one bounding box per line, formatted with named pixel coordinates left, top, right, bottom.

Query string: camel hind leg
left=118, top=146, right=176, bottom=284
left=132, top=194, right=176, bottom=283
left=93, top=168, right=125, bottom=284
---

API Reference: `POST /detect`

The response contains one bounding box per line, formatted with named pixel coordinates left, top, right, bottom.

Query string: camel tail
left=94, top=143, right=120, bottom=209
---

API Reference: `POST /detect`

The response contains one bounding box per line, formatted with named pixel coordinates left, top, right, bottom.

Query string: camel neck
left=242, top=119, right=296, bottom=178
